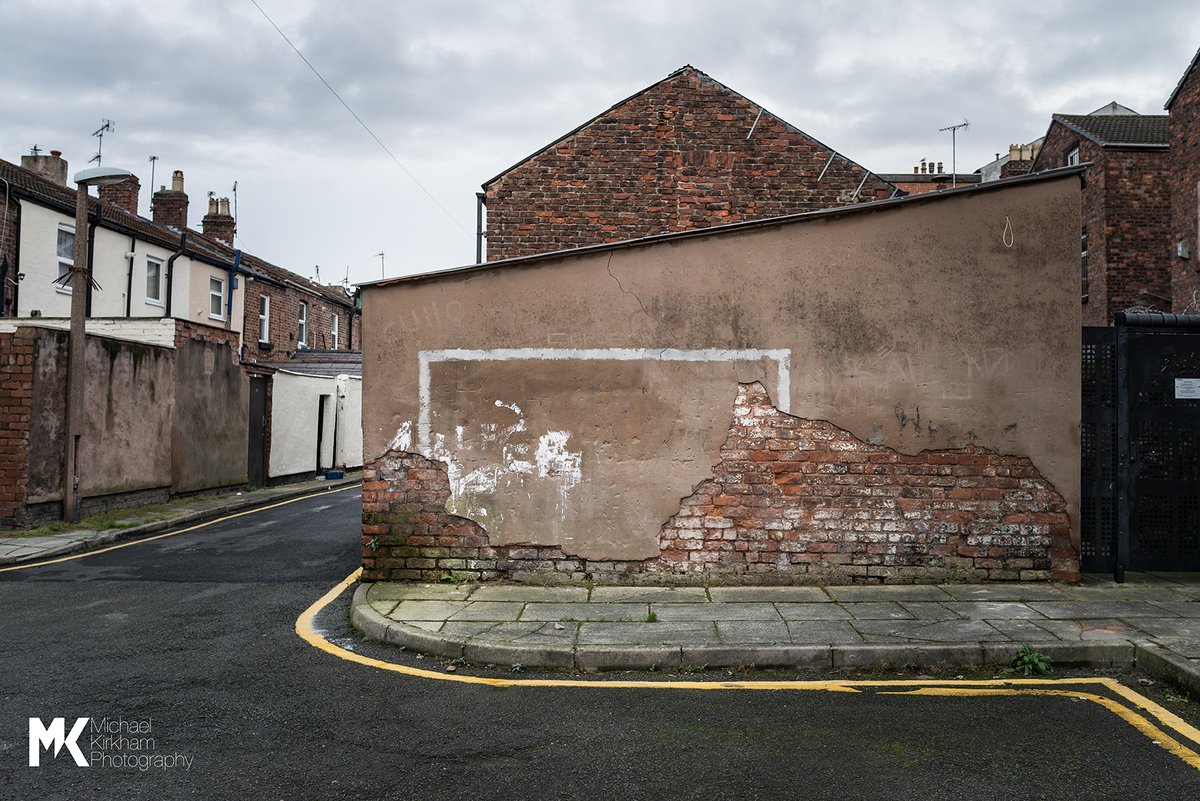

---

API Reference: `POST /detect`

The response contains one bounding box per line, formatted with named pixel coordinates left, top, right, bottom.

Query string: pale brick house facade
left=480, top=65, right=898, bottom=261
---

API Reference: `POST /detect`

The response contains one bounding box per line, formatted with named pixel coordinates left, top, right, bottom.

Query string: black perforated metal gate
left=1081, top=313, right=1200, bottom=577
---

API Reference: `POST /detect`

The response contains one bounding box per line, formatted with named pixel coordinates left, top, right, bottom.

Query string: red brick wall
left=1170, top=64, right=1200, bottom=313
left=1037, top=123, right=1107, bottom=324
left=241, top=282, right=360, bottom=356
left=1037, top=121, right=1171, bottom=323
left=362, top=383, right=1075, bottom=584
left=484, top=67, right=897, bottom=261
left=0, top=329, right=34, bottom=525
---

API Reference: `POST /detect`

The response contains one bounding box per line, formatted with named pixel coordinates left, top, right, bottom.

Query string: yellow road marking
left=296, top=567, right=1200, bottom=773
left=0, top=484, right=360, bottom=573
left=881, top=687, right=1200, bottom=770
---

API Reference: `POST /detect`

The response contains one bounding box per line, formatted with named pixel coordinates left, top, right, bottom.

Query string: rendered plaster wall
left=26, top=327, right=173, bottom=503
left=362, top=175, right=1082, bottom=574
left=335, top=375, right=364, bottom=469
left=269, top=371, right=337, bottom=478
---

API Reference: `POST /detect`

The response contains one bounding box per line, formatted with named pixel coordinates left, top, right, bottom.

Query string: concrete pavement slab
left=1122, top=617, right=1200, bottom=639
left=519, top=602, right=645, bottom=622
left=775, top=603, right=854, bottom=620
left=651, top=602, right=781, bottom=622
left=1148, top=599, right=1200, bottom=617
left=899, top=603, right=960, bottom=620
left=1028, top=601, right=1174, bottom=619
left=988, top=619, right=1069, bottom=642
left=438, top=621, right=504, bottom=639
left=468, top=585, right=587, bottom=602
left=708, top=586, right=831, bottom=602
left=389, top=600, right=470, bottom=621
left=447, top=601, right=525, bottom=622
left=942, top=601, right=1046, bottom=619
left=479, top=622, right=579, bottom=644
left=852, top=618, right=1011, bottom=643
left=590, top=586, right=707, bottom=603
left=575, top=622, right=717, bottom=646
left=940, top=584, right=1068, bottom=601
left=783, top=620, right=865, bottom=644
left=367, top=583, right=474, bottom=602
left=1031, top=619, right=1141, bottom=641
left=844, top=602, right=915, bottom=620
left=715, top=620, right=791, bottom=643
left=825, top=585, right=953, bottom=602
left=368, top=600, right=399, bottom=617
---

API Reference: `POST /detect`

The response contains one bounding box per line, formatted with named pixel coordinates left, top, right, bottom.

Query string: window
left=1067, top=147, right=1081, bottom=167
left=331, top=313, right=339, bottom=350
left=209, top=277, right=224, bottom=319
left=1081, top=227, right=1089, bottom=303
left=56, top=226, right=75, bottom=293
left=258, top=295, right=271, bottom=343
left=298, top=301, right=308, bottom=348
left=145, top=257, right=163, bottom=304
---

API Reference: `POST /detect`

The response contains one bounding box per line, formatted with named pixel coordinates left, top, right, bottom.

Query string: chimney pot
left=218, top=197, right=230, bottom=216
left=208, top=197, right=219, bottom=215
left=171, top=170, right=184, bottom=192
left=50, top=150, right=62, bottom=158
left=937, top=161, right=943, bottom=173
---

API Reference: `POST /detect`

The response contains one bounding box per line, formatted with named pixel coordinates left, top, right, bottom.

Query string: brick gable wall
left=1171, top=65, right=1200, bottom=313
left=1038, top=122, right=1171, bottom=324
left=484, top=68, right=896, bottom=261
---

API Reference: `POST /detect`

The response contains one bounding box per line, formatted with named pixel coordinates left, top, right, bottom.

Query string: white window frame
left=208, top=276, right=225, bottom=320
left=258, top=294, right=271, bottom=343
left=1067, top=147, right=1080, bottom=167
left=145, top=257, right=163, bottom=306
left=298, top=301, right=308, bottom=348
left=56, top=225, right=75, bottom=294
left=331, top=313, right=339, bottom=350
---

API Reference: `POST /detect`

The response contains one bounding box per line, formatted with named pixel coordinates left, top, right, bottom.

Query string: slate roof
left=1051, top=114, right=1169, bottom=147
left=256, top=349, right=362, bottom=377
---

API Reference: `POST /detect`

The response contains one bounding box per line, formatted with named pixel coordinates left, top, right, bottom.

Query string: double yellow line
left=8, top=485, right=1200, bottom=773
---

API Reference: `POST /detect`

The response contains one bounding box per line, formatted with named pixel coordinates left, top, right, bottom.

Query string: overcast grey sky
left=3, top=1, right=1198, bottom=284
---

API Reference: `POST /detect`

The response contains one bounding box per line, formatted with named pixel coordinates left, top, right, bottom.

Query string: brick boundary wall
left=362, top=383, right=1077, bottom=585
left=0, top=329, right=33, bottom=526
left=1170, top=62, right=1200, bottom=313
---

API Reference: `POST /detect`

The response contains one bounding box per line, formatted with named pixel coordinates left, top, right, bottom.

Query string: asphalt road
left=2, top=487, right=1199, bottom=800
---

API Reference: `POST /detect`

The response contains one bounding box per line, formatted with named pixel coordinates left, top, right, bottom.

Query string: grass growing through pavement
left=1, top=497, right=215, bottom=538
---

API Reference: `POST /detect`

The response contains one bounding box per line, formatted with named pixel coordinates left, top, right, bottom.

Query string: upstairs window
left=145, top=257, right=163, bottom=305
left=209, top=277, right=225, bottom=319
left=1067, top=147, right=1081, bottom=167
left=56, top=226, right=75, bottom=293
left=1081, top=227, right=1089, bottom=303
left=331, top=313, right=339, bottom=350
left=298, top=301, right=308, bottom=348
left=259, top=295, right=271, bottom=343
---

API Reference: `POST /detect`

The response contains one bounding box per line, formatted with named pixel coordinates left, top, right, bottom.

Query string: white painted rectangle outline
left=418, top=347, right=792, bottom=453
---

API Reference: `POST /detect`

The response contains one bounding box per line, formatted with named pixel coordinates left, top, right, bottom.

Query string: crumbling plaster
left=362, top=176, right=1082, bottom=563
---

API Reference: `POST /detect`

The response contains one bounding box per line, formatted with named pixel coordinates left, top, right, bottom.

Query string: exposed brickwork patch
left=362, top=384, right=1077, bottom=585
left=0, top=329, right=34, bottom=526
left=657, top=383, right=1077, bottom=583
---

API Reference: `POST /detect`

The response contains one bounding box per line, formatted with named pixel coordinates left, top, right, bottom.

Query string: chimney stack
left=202, top=195, right=236, bottom=245
left=152, top=170, right=189, bottom=229
left=20, top=149, right=68, bottom=186
left=99, top=175, right=141, bottom=215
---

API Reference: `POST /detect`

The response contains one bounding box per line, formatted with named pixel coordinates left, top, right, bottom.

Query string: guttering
left=165, top=231, right=187, bottom=318
left=225, top=250, right=241, bottom=330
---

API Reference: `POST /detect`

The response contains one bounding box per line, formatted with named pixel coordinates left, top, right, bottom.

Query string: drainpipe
left=84, top=207, right=99, bottom=317
left=475, top=192, right=486, bottom=263
left=165, top=231, right=186, bottom=318
left=224, top=250, right=241, bottom=330
left=123, top=235, right=136, bottom=317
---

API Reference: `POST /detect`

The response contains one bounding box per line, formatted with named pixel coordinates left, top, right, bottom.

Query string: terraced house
left=0, top=149, right=362, bottom=527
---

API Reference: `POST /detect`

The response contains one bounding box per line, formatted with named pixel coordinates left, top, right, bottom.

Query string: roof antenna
left=148, top=156, right=159, bottom=211
left=938, top=119, right=969, bottom=188
left=89, top=119, right=115, bottom=166
left=231, top=180, right=238, bottom=242
left=29, top=145, right=42, bottom=156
